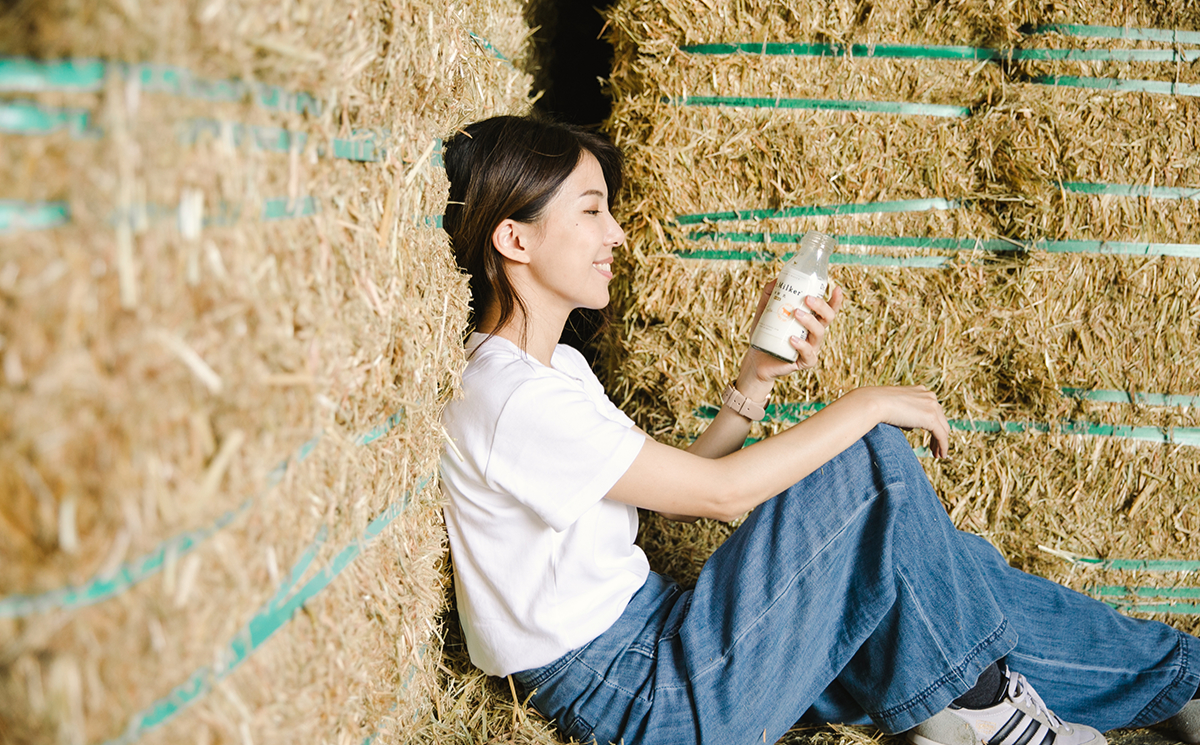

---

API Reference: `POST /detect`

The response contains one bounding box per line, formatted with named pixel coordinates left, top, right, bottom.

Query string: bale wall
left=601, top=4, right=1200, bottom=742
left=0, top=0, right=533, bottom=742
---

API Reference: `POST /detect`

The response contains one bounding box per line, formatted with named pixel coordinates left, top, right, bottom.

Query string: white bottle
left=750, top=231, right=837, bottom=362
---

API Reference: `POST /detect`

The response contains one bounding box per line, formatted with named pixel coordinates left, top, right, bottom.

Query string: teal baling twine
left=101, top=475, right=433, bottom=745
left=674, top=197, right=966, bottom=226
left=695, top=392, right=1200, bottom=446
left=0, top=57, right=322, bottom=115
left=1031, top=23, right=1200, bottom=45
left=1063, top=182, right=1200, bottom=200
left=1, top=200, right=71, bottom=232
left=667, top=181, right=1200, bottom=262
left=3, top=197, right=320, bottom=235
left=664, top=94, right=971, bottom=118
left=1042, top=547, right=1200, bottom=573
left=1033, top=74, right=1200, bottom=98
left=0, top=408, right=409, bottom=619
left=0, top=437, right=317, bottom=619
left=674, top=248, right=955, bottom=267
left=680, top=41, right=1200, bottom=63
left=676, top=233, right=1200, bottom=260
left=1062, top=389, right=1200, bottom=408
left=1, top=99, right=443, bottom=166
left=0, top=32, right=515, bottom=108
left=0, top=99, right=97, bottom=136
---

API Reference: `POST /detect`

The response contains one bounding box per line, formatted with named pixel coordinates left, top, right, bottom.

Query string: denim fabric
left=512, top=425, right=1200, bottom=745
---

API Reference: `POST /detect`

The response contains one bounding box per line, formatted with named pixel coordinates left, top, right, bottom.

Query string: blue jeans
left=512, top=425, right=1200, bottom=745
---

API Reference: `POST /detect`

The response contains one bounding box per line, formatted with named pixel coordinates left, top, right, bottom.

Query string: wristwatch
left=721, top=382, right=768, bottom=422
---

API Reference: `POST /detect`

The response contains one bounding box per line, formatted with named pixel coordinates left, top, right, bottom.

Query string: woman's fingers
left=928, top=404, right=950, bottom=458
left=789, top=338, right=818, bottom=369
left=873, top=385, right=951, bottom=458
left=786, top=296, right=831, bottom=369
left=745, top=281, right=842, bottom=378
left=805, top=285, right=843, bottom=326
left=788, top=321, right=822, bottom=370
left=914, top=386, right=950, bottom=458
left=797, top=307, right=826, bottom=342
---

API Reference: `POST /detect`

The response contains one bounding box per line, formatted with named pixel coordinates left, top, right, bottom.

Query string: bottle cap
left=801, top=230, right=838, bottom=253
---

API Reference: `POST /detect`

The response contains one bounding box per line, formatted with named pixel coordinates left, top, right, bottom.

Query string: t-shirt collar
left=467, top=332, right=581, bottom=382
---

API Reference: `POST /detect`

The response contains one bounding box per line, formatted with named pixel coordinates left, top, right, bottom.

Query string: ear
left=491, top=219, right=534, bottom=265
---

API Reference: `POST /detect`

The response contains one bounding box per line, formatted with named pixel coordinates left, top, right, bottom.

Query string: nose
left=607, top=213, right=626, bottom=247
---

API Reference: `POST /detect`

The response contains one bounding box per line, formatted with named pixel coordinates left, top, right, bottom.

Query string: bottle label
left=750, top=270, right=827, bottom=360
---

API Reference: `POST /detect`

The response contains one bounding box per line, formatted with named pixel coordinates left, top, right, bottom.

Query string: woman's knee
left=774, top=424, right=920, bottom=519
left=857, top=423, right=952, bottom=517
left=862, top=422, right=910, bottom=451
left=857, top=423, right=927, bottom=479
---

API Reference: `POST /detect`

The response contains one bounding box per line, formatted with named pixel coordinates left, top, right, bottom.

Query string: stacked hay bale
left=0, top=0, right=534, bottom=742
left=601, top=0, right=1200, bottom=705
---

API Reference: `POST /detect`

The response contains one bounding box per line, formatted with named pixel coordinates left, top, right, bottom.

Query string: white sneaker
left=907, top=667, right=1105, bottom=745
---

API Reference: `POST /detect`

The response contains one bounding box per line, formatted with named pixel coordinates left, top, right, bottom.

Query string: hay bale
left=0, top=0, right=535, bottom=741
left=600, top=2, right=1200, bottom=732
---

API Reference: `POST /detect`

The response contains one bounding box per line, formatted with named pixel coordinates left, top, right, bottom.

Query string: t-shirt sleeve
left=486, top=377, right=645, bottom=532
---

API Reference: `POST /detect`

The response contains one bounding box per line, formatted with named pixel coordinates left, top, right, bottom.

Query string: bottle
left=750, top=230, right=837, bottom=362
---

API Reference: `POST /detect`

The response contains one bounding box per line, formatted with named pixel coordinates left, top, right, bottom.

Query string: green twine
left=262, top=196, right=319, bottom=221
left=674, top=198, right=965, bottom=226
left=680, top=232, right=1200, bottom=259
left=1090, top=586, right=1200, bottom=599
left=1034, top=74, right=1200, bottom=98
left=0, top=100, right=95, bottom=136
left=102, top=476, right=431, bottom=745
left=664, top=95, right=971, bottom=118
left=1062, top=388, right=1200, bottom=408
left=1032, top=24, right=1200, bottom=45
left=1, top=200, right=70, bottom=232
left=681, top=42, right=1200, bottom=63
left=1067, top=557, right=1200, bottom=571
left=694, top=403, right=1200, bottom=447
left=0, top=57, right=322, bottom=115
left=1063, top=182, right=1200, bottom=200
left=672, top=247, right=952, bottom=267
left=0, top=410, right=407, bottom=619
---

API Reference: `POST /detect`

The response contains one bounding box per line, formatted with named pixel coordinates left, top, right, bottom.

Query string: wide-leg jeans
left=512, top=424, right=1200, bottom=745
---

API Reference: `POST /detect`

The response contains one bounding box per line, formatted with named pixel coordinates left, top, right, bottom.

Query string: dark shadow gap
left=528, top=0, right=616, bottom=129
left=526, top=0, right=618, bottom=362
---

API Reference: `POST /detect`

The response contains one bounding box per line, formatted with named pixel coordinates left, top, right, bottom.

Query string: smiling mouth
left=593, top=261, right=613, bottom=278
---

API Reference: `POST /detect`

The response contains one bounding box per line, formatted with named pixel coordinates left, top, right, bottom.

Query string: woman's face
left=522, top=152, right=626, bottom=316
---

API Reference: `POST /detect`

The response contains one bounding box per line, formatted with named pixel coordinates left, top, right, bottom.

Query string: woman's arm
left=609, top=385, right=950, bottom=523
left=631, top=280, right=947, bottom=522
left=686, top=285, right=843, bottom=461
left=649, top=282, right=841, bottom=521
left=654, top=345, right=810, bottom=522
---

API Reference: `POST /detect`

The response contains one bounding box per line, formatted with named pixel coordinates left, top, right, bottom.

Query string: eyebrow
left=578, top=189, right=606, bottom=199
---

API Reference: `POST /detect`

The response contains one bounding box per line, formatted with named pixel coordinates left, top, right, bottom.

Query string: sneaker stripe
left=1011, top=720, right=1047, bottom=745
left=1038, top=730, right=1057, bottom=745
left=990, top=711, right=1027, bottom=745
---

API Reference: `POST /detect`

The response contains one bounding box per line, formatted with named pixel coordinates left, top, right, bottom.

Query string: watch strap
left=721, top=382, right=768, bottom=422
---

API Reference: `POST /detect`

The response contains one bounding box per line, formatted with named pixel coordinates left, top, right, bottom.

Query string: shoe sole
left=909, top=734, right=975, bottom=745
left=909, top=727, right=1108, bottom=745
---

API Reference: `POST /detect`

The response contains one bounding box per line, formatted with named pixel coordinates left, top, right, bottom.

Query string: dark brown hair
left=442, top=114, right=623, bottom=340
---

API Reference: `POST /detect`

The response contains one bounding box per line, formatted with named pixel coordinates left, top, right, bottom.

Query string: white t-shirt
left=440, top=333, right=649, bottom=676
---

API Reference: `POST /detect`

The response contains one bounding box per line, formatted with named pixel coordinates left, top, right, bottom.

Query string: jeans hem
left=1129, top=629, right=1200, bottom=729
left=870, top=617, right=1018, bottom=734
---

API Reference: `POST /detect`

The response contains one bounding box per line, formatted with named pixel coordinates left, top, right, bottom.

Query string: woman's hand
left=852, top=385, right=951, bottom=458
left=742, top=280, right=845, bottom=385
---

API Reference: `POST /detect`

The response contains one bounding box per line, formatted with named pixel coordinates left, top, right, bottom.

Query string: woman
left=438, top=114, right=1200, bottom=745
